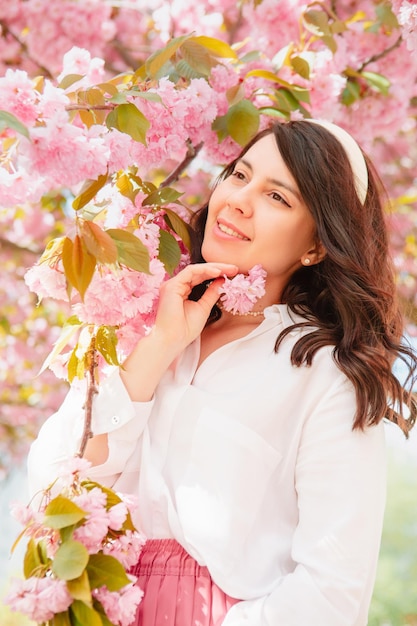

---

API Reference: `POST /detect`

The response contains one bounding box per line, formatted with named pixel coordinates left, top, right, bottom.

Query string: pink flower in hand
left=218, top=264, right=267, bottom=314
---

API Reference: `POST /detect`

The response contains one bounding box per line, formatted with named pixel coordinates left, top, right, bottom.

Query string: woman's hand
left=119, top=263, right=238, bottom=402
left=154, top=262, right=239, bottom=351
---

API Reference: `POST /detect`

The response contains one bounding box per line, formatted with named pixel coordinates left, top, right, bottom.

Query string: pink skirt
left=130, top=538, right=239, bottom=626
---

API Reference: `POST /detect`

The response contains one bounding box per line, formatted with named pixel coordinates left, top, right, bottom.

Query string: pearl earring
left=303, top=258, right=311, bottom=265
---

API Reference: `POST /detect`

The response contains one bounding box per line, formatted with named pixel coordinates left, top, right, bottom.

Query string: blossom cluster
left=219, top=265, right=267, bottom=315
left=4, top=458, right=146, bottom=626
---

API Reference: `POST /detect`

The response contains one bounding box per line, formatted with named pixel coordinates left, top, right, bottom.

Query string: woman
left=28, top=120, right=417, bottom=625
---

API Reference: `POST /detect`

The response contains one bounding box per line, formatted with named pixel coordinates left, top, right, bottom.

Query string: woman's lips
left=216, top=219, right=250, bottom=241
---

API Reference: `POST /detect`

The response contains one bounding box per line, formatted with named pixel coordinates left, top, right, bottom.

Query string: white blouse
left=28, top=304, right=386, bottom=626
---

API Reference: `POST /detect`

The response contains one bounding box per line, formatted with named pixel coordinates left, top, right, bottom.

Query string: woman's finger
left=161, top=263, right=238, bottom=296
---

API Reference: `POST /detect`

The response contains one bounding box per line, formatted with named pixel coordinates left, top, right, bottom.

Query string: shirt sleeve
left=27, top=368, right=154, bottom=498
left=222, top=375, right=387, bottom=626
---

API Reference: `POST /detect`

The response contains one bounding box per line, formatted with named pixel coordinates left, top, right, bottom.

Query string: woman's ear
left=302, top=240, right=327, bottom=266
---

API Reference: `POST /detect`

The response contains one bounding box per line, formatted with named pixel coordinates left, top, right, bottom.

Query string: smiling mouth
left=217, top=221, right=250, bottom=241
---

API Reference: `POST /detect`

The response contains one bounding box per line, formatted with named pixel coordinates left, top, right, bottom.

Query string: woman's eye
left=232, top=170, right=246, bottom=181
left=271, top=191, right=290, bottom=207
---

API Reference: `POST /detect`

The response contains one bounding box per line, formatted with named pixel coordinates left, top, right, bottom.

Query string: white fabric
left=28, top=304, right=386, bottom=626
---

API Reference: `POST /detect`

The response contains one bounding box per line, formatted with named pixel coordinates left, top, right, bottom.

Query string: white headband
left=305, top=119, right=368, bottom=204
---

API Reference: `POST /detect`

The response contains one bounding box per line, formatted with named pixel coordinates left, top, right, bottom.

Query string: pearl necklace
left=217, top=300, right=265, bottom=317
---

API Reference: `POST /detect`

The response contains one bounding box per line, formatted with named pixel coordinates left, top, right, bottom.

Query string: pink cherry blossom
left=4, top=576, right=72, bottom=623
left=24, top=259, right=69, bottom=302
left=107, top=502, right=129, bottom=531
left=392, top=0, right=417, bottom=51
left=57, top=456, right=92, bottom=483
left=0, top=69, right=40, bottom=125
left=93, top=580, right=144, bottom=626
left=103, top=530, right=147, bottom=569
left=219, top=264, right=267, bottom=315
left=73, top=258, right=166, bottom=328
left=57, top=46, right=106, bottom=87
left=71, top=486, right=110, bottom=552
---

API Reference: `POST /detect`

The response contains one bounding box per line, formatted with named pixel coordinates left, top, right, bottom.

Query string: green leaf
left=107, top=228, right=150, bottom=273
left=94, top=607, right=113, bottom=626
left=87, top=553, right=131, bottom=591
left=225, top=100, right=260, bottom=146
left=163, top=209, right=192, bottom=250
left=72, top=174, right=108, bottom=211
left=158, top=228, right=181, bottom=276
left=51, top=611, right=72, bottom=626
left=60, top=524, right=76, bottom=543
left=67, top=570, right=92, bottom=603
left=246, top=68, right=284, bottom=83
left=258, top=106, right=288, bottom=120
left=321, top=35, right=337, bottom=54
left=175, top=59, right=205, bottom=80
left=43, top=495, right=87, bottom=529
left=23, top=538, right=43, bottom=578
left=106, top=103, right=149, bottom=143
left=52, top=539, right=90, bottom=581
left=189, top=35, right=238, bottom=59
left=38, top=318, right=82, bottom=375
left=272, top=88, right=299, bottom=112
left=58, top=74, right=84, bottom=89
left=375, top=1, right=399, bottom=29
left=0, top=110, right=30, bottom=138
left=72, top=235, right=97, bottom=300
left=211, top=113, right=228, bottom=141
left=80, top=221, right=118, bottom=264
left=290, top=56, right=310, bottom=80
left=97, top=82, right=119, bottom=97
left=144, top=33, right=191, bottom=78
left=96, top=326, right=120, bottom=366
left=116, top=172, right=135, bottom=201
left=180, top=40, right=213, bottom=77
left=70, top=600, right=103, bottom=626
left=303, top=9, right=331, bottom=36
left=341, top=79, right=361, bottom=105
left=127, top=90, right=163, bottom=103
left=67, top=345, right=82, bottom=384
left=142, top=187, right=183, bottom=206
left=362, top=71, right=390, bottom=95
left=37, top=539, right=50, bottom=565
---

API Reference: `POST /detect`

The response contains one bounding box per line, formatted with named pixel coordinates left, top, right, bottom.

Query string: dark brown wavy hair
left=190, top=120, right=417, bottom=434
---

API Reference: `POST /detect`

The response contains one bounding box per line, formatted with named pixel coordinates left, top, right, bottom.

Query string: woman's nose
left=227, top=186, right=254, bottom=216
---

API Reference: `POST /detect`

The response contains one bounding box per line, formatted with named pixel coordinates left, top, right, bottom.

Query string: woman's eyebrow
left=238, top=158, right=301, bottom=201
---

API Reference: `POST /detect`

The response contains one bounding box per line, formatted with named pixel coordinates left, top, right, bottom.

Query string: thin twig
left=65, top=104, right=116, bottom=111
left=77, top=337, right=98, bottom=458
left=0, top=236, right=41, bottom=255
left=358, top=35, right=403, bottom=72
left=0, top=20, right=53, bottom=78
left=160, top=141, right=203, bottom=188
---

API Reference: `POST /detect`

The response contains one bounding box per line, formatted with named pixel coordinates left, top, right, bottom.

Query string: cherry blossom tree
left=1, top=0, right=417, bottom=478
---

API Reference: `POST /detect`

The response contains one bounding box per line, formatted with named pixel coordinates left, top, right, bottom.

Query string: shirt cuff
left=91, top=368, right=154, bottom=436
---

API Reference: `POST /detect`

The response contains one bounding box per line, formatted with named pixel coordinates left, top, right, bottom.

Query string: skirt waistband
left=131, top=538, right=211, bottom=578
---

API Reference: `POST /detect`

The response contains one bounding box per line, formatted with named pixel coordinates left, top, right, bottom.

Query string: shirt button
left=111, top=415, right=120, bottom=425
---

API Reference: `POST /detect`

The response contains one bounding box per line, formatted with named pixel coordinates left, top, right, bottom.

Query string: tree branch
left=359, top=35, right=403, bottom=72
left=0, top=236, right=42, bottom=255
left=66, top=104, right=116, bottom=111
left=77, top=337, right=98, bottom=458
left=0, top=20, right=53, bottom=78
left=160, top=141, right=203, bottom=188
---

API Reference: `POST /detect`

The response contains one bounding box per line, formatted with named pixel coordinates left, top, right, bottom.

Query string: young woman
left=28, top=120, right=417, bottom=626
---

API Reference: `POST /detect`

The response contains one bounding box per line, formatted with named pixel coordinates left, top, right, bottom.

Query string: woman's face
left=202, top=133, right=320, bottom=300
